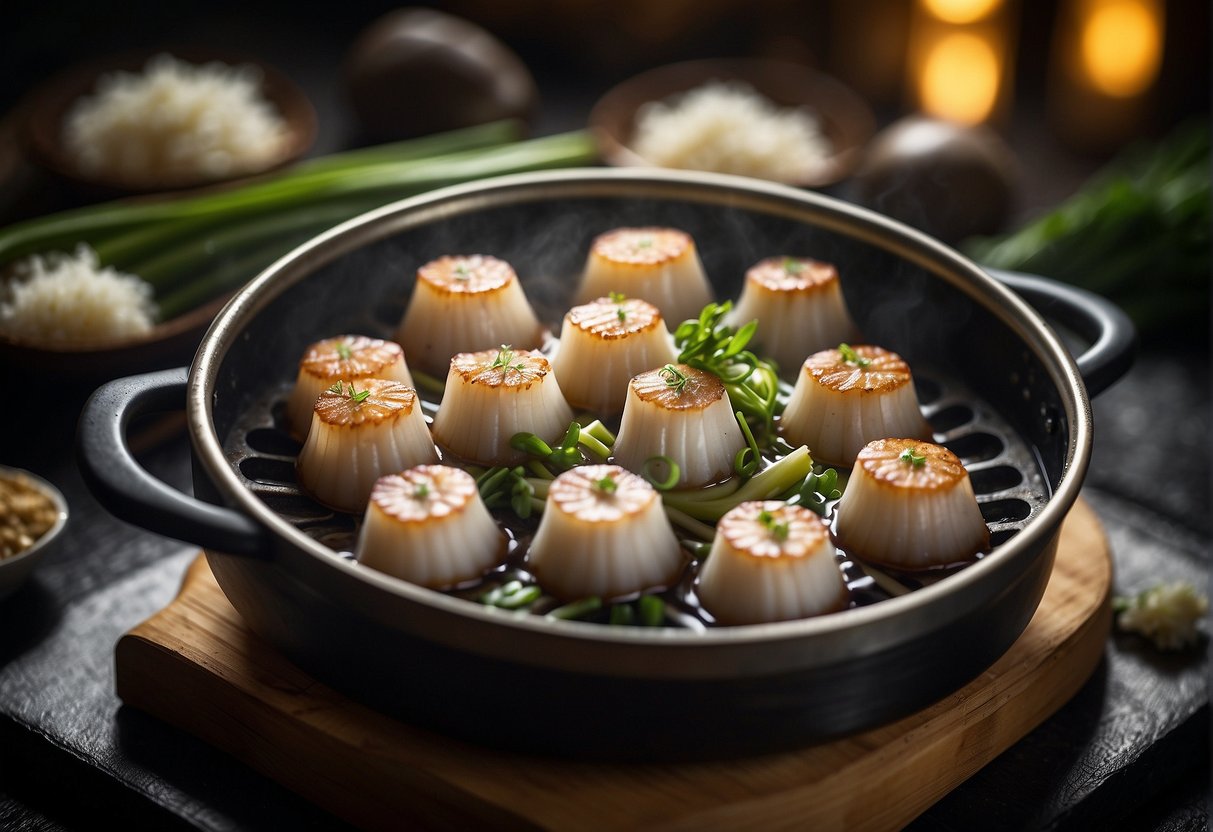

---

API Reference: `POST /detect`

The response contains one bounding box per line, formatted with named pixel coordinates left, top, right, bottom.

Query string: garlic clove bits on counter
left=356, top=464, right=507, bottom=589
left=725, top=257, right=859, bottom=376
left=780, top=344, right=932, bottom=467
left=527, top=464, right=684, bottom=602
left=296, top=379, right=439, bottom=514
left=612, top=363, right=745, bottom=488
left=285, top=334, right=414, bottom=441
left=833, top=438, right=991, bottom=569
left=575, top=227, right=713, bottom=327
left=696, top=500, right=847, bottom=625
left=551, top=294, right=677, bottom=416
left=431, top=346, right=574, bottom=465
left=395, top=254, right=543, bottom=376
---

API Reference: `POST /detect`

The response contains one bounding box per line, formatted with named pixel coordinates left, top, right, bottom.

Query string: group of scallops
left=286, top=227, right=990, bottom=627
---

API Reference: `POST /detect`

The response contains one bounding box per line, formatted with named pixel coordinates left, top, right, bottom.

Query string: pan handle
left=77, top=367, right=272, bottom=558
left=989, top=269, right=1136, bottom=397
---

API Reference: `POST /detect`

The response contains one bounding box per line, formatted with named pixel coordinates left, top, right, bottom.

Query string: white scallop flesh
left=356, top=465, right=506, bottom=589
left=527, top=464, right=683, bottom=601
left=781, top=345, right=932, bottom=467
left=430, top=348, right=575, bottom=465
left=696, top=500, right=846, bottom=625
left=285, top=335, right=414, bottom=441
left=296, top=380, right=439, bottom=514
left=833, top=438, right=991, bottom=569
left=574, top=227, right=714, bottom=327
left=550, top=296, right=677, bottom=415
left=725, top=257, right=860, bottom=377
left=395, top=255, right=542, bottom=376
left=612, top=364, right=744, bottom=488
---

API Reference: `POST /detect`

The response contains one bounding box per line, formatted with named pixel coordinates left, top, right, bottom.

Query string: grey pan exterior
left=175, top=169, right=1092, bottom=756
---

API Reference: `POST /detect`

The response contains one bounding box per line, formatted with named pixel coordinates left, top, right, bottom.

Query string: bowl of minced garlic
left=0, top=466, right=67, bottom=600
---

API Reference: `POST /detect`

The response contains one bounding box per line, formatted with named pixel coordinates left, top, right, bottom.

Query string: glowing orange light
left=921, top=0, right=1003, bottom=24
left=1079, top=0, right=1163, bottom=97
left=918, top=32, right=1002, bottom=124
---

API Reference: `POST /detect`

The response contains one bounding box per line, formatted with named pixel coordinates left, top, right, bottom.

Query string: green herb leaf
left=757, top=509, right=790, bottom=541
left=838, top=343, right=871, bottom=368
left=413, top=482, right=429, bottom=499
left=327, top=381, right=344, bottom=395
left=899, top=447, right=927, bottom=467
left=782, top=257, right=804, bottom=275
left=594, top=474, right=618, bottom=494
left=659, top=363, right=689, bottom=394
left=335, top=342, right=353, bottom=361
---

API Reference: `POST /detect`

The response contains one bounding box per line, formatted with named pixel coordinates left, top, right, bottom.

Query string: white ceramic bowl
left=0, top=466, right=68, bottom=600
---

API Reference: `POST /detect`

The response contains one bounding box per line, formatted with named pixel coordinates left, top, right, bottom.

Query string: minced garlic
left=1114, top=581, right=1208, bottom=651
left=0, top=472, right=60, bottom=560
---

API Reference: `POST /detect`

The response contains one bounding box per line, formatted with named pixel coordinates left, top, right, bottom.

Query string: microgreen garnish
left=412, top=482, right=430, bottom=499
left=347, top=383, right=371, bottom=404
left=757, top=509, right=790, bottom=541
left=335, top=342, right=353, bottom=360
left=453, top=263, right=471, bottom=280
left=636, top=237, right=653, bottom=249
left=838, top=343, right=871, bottom=368
left=673, top=301, right=781, bottom=439
left=900, top=447, right=927, bottom=467
left=642, top=456, right=681, bottom=491
left=609, top=290, right=628, bottom=320
left=782, top=257, right=804, bottom=275
left=594, top=474, right=618, bottom=494
left=490, top=344, right=526, bottom=373
left=659, top=363, right=689, bottom=394
left=327, top=381, right=344, bottom=395
left=609, top=291, right=626, bottom=303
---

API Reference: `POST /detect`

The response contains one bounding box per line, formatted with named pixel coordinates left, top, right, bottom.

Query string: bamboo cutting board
left=115, top=498, right=1112, bottom=831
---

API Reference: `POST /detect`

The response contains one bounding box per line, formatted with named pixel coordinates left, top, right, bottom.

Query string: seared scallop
left=430, top=347, right=574, bottom=465
left=726, top=257, right=860, bottom=375
left=780, top=344, right=932, bottom=467
left=527, top=464, right=684, bottom=601
left=285, top=334, right=414, bottom=441
left=395, top=254, right=543, bottom=375
left=612, top=364, right=745, bottom=488
left=575, top=227, right=713, bottom=326
left=551, top=294, right=677, bottom=415
left=697, top=500, right=847, bottom=625
left=833, top=438, right=991, bottom=569
left=296, top=379, right=439, bottom=513
left=356, top=465, right=506, bottom=589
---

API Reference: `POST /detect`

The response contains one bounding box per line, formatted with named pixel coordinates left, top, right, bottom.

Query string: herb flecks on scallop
left=431, top=347, right=574, bottom=465
left=833, top=438, right=990, bottom=569
left=296, top=379, right=439, bottom=514
left=696, top=500, right=846, bottom=625
left=395, top=254, right=542, bottom=375
left=780, top=344, right=932, bottom=467
left=551, top=295, right=677, bottom=415
left=286, top=334, right=414, bottom=441
left=727, top=256, right=860, bottom=376
left=356, top=465, right=506, bottom=589
left=613, top=363, right=745, bottom=488
left=527, top=464, right=683, bottom=602
left=575, top=227, right=714, bottom=326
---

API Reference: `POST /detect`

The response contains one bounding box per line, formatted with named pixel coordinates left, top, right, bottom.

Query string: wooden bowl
left=18, top=48, right=316, bottom=197
left=589, top=58, right=876, bottom=189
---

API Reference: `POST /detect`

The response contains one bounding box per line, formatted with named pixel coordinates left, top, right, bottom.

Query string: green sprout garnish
left=453, top=263, right=471, bottom=280
left=490, top=344, right=526, bottom=373
left=413, top=483, right=430, bottom=499
left=636, top=237, right=653, bottom=249
left=838, top=343, right=871, bottom=368
left=348, top=384, right=371, bottom=404
left=609, top=291, right=627, bottom=303
left=659, top=363, right=689, bottom=394
left=900, top=447, right=927, bottom=467
left=335, top=342, right=353, bottom=361
left=782, top=257, right=804, bottom=275
left=757, top=509, right=790, bottom=541
left=594, top=474, right=618, bottom=494
left=326, top=381, right=344, bottom=395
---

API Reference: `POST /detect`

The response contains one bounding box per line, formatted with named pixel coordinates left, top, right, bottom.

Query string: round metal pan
left=79, top=169, right=1134, bottom=759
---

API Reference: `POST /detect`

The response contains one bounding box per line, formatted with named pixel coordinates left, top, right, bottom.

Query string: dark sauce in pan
left=228, top=369, right=1048, bottom=629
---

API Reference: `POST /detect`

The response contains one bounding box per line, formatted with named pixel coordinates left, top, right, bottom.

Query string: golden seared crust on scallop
left=575, top=227, right=714, bottom=325
left=745, top=256, right=840, bottom=294
left=416, top=254, right=516, bottom=294
left=527, top=464, right=684, bottom=601
left=396, top=254, right=543, bottom=375
left=780, top=345, right=932, bottom=466
left=832, top=438, right=991, bottom=569
left=551, top=296, right=677, bottom=415
left=628, top=363, right=724, bottom=411
left=432, top=346, right=575, bottom=465
left=356, top=465, right=506, bottom=589
left=697, top=500, right=847, bottom=625
left=296, top=380, right=440, bottom=514
left=312, top=379, right=419, bottom=428
left=286, top=335, right=414, bottom=440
